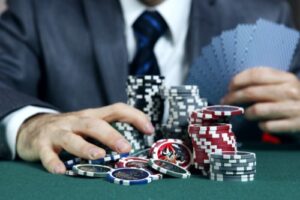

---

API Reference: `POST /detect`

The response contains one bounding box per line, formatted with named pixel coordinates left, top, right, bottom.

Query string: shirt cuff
left=1, top=105, right=59, bottom=159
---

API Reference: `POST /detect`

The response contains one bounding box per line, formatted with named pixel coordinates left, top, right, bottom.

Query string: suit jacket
left=0, top=0, right=296, bottom=159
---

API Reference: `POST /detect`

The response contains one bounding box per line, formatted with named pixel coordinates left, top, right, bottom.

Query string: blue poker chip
left=106, top=168, right=152, bottom=186
left=88, top=152, right=130, bottom=164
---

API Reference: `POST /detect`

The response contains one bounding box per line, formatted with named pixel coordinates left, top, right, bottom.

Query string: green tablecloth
left=1, top=147, right=300, bottom=200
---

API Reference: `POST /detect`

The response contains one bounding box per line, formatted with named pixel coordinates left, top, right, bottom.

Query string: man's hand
left=222, top=67, right=300, bottom=134
left=16, top=103, right=154, bottom=174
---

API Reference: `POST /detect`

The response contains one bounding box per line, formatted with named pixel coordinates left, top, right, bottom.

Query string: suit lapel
left=82, top=0, right=128, bottom=104
left=186, top=0, right=220, bottom=66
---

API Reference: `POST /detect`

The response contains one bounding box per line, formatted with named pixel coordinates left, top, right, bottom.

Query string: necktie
left=130, top=10, right=168, bottom=75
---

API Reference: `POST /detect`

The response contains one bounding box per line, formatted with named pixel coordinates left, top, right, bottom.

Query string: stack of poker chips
left=127, top=76, right=165, bottom=147
left=188, top=105, right=244, bottom=175
left=209, top=151, right=256, bottom=182
left=111, top=122, right=145, bottom=152
left=161, top=86, right=208, bottom=143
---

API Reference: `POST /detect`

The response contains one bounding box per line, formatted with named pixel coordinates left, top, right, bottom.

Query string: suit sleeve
left=0, top=0, right=56, bottom=159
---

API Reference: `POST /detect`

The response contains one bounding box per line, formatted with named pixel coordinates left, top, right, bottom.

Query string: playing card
left=221, top=30, right=236, bottom=70
left=186, top=18, right=300, bottom=105
left=243, top=19, right=299, bottom=71
left=235, top=24, right=257, bottom=69
left=186, top=55, right=214, bottom=103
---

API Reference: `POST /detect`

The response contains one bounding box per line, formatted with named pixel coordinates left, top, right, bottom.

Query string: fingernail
left=89, top=147, right=102, bottom=159
left=144, top=123, right=155, bottom=134
left=53, top=164, right=65, bottom=174
left=115, top=139, right=131, bottom=152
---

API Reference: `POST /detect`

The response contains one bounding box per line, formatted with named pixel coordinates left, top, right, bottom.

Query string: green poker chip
left=148, top=159, right=191, bottom=179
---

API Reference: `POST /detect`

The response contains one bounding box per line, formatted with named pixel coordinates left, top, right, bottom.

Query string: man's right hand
left=16, top=103, right=154, bottom=174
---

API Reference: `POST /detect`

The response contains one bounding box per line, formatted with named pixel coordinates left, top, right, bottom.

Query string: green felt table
left=1, top=145, right=300, bottom=200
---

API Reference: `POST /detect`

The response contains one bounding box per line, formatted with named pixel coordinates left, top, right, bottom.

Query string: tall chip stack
left=126, top=76, right=165, bottom=147
left=188, top=105, right=243, bottom=176
left=111, top=122, right=145, bottom=152
left=161, top=86, right=208, bottom=144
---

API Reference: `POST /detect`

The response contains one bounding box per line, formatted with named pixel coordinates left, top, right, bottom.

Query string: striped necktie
left=130, top=10, right=168, bottom=76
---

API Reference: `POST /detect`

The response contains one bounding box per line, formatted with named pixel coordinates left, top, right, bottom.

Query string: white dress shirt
left=1, top=0, right=192, bottom=159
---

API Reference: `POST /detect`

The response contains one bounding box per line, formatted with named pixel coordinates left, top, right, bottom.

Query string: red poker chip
left=192, top=138, right=237, bottom=149
left=190, top=109, right=220, bottom=120
left=202, top=105, right=244, bottom=117
left=151, top=139, right=193, bottom=169
left=188, top=123, right=232, bottom=133
left=149, top=139, right=169, bottom=156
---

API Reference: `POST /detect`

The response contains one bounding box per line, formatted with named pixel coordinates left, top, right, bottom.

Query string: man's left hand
left=222, top=67, right=300, bottom=134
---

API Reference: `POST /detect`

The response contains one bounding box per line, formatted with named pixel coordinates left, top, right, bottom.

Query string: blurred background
left=0, top=0, right=299, bottom=28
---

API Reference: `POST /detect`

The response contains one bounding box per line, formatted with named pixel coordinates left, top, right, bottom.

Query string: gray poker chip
left=210, top=173, right=255, bottom=182
left=210, top=165, right=256, bottom=172
left=210, top=151, right=256, bottom=160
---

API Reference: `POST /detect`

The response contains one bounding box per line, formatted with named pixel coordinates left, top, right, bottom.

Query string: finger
left=222, top=85, right=287, bottom=105
left=246, top=102, right=300, bottom=121
left=73, top=119, right=132, bottom=153
left=39, top=145, right=65, bottom=174
left=80, top=103, right=154, bottom=134
left=54, top=131, right=106, bottom=160
left=259, top=118, right=300, bottom=134
left=229, top=67, right=297, bottom=92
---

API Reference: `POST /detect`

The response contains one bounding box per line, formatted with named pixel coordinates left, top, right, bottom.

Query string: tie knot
left=133, top=10, right=168, bottom=48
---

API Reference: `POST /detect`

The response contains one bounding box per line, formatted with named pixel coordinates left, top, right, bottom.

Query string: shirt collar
left=119, top=0, right=192, bottom=44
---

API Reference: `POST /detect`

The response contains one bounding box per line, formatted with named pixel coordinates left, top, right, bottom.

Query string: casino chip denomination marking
left=115, top=157, right=163, bottom=180
left=151, top=139, right=193, bottom=169
left=72, top=164, right=112, bottom=178
left=107, top=168, right=153, bottom=186
left=62, top=76, right=257, bottom=185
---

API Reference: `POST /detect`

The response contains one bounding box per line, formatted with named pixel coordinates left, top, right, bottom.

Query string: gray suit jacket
left=0, top=0, right=296, bottom=159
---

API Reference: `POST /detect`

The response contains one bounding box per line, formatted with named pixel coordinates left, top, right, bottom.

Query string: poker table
left=1, top=144, right=300, bottom=200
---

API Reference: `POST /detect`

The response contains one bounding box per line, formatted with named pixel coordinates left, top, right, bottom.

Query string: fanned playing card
left=243, top=19, right=299, bottom=71
left=186, top=18, right=300, bottom=104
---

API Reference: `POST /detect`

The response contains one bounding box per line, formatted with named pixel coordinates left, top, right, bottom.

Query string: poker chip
left=72, top=164, right=112, bottom=178
left=151, top=139, right=193, bottom=169
left=64, top=157, right=86, bottom=170
left=188, top=123, right=232, bottom=132
left=130, top=148, right=150, bottom=158
left=202, top=105, right=244, bottom=117
left=212, top=160, right=256, bottom=167
left=211, top=168, right=256, bottom=175
left=106, top=168, right=152, bottom=186
left=210, top=173, right=255, bottom=182
left=88, top=152, right=130, bottom=164
left=148, top=159, right=191, bottom=179
left=65, top=170, right=78, bottom=176
left=115, top=157, right=163, bottom=180
left=210, top=151, right=256, bottom=160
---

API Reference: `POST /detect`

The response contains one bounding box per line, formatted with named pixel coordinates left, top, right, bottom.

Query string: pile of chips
left=161, top=86, right=208, bottom=143
left=187, top=105, right=256, bottom=181
left=63, top=75, right=257, bottom=184
left=209, top=151, right=256, bottom=182
left=127, top=76, right=165, bottom=147
left=64, top=139, right=192, bottom=186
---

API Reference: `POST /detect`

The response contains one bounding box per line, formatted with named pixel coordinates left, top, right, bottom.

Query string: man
left=1, top=0, right=300, bottom=174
